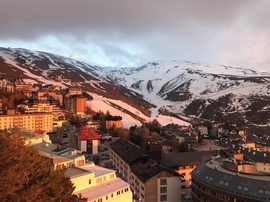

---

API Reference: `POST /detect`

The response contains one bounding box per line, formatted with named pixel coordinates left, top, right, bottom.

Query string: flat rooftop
left=206, top=157, right=270, bottom=181
left=74, top=178, right=130, bottom=201
left=192, top=156, right=270, bottom=200
left=79, top=164, right=116, bottom=177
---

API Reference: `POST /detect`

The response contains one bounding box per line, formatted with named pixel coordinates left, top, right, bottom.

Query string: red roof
left=78, top=126, right=100, bottom=141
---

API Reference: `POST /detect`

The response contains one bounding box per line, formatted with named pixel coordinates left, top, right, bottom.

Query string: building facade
left=78, top=126, right=100, bottom=154
left=191, top=155, right=270, bottom=202
left=106, top=115, right=122, bottom=129
left=65, top=95, right=87, bottom=114
left=30, top=135, right=133, bottom=202
left=0, top=112, right=53, bottom=132
left=110, top=139, right=182, bottom=202
left=157, top=151, right=218, bottom=188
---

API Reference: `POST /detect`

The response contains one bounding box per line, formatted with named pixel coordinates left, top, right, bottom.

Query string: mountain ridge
left=1, top=47, right=270, bottom=134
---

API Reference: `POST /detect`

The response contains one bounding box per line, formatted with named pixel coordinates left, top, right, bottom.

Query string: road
left=61, top=128, right=79, bottom=149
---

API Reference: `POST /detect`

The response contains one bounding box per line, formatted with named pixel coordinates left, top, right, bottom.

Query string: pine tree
left=0, top=131, right=86, bottom=202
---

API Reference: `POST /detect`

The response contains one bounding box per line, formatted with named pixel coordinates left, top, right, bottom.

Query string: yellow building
left=69, top=164, right=133, bottom=202
left=0, top=112, right=53, bottom=132
left=31, top=138, right=133, bottom=202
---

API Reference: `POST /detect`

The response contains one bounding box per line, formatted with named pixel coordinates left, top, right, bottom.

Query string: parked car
left=101, top=134, right=112, bottom=141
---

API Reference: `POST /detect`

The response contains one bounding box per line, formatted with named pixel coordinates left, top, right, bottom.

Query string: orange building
left=64, top=95, right=87, bottom=115
left=106, top=115, right=122, bottom=129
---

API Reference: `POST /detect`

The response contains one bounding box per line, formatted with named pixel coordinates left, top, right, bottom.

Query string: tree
left=0, top=130, right=86, bottom=202
left=176, top=142, right=189, bottom=152
left=144, top=119, right=161, bottom=133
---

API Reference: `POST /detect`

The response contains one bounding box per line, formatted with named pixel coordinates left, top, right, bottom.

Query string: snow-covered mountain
left=105, top=61, right=270, bottom=127
left=1, top=47, right=270, bottom=132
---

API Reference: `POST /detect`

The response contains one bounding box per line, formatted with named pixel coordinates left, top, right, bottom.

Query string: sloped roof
left=157, top=150, right=219, bottom=167
left=78, top=126, right=100, bottom=141
left=110, top=139, right=144, bottom=164
left=131, top=158, right=180, bottom=183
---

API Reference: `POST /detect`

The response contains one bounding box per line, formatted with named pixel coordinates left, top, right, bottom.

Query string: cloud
left=0, top=0, right=270, bottom=67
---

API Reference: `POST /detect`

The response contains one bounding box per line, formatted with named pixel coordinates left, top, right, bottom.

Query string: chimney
left=71, top=150, right=77, bottom=155
left=146, top=144, right=162, bottom=159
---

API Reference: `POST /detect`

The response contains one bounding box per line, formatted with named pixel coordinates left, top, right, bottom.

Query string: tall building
left=65, top=95, right=87, bottom=114
left=110, top=139, right=182, bottom=202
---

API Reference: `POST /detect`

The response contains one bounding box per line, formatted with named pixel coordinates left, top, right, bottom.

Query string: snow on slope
left=104, top=60, right=270, bottom=116
left=0, top=52, right=67, bottom=87
left=87, top=93, right=190, bottom=128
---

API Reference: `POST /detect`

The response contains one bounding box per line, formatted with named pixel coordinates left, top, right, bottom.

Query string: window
left=160, top=178, right=167, bottom=185
left=89, top=179, right=91, bottom=184
left=243, top=187, right=249, bottom=192
left=258, top=189, right=264, bottom=194
left=224, top=182, right=229, bottom=187
left=96, top=178, right=102, bottom=184
left=160, top=194, right=167, bottom=201
left=106, top=196, right=108, bottom=200
left=160, top=187, right=167, bottom=193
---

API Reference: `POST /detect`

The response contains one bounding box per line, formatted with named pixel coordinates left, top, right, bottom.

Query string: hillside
left=105, top=61, right=270, bottom=128
left=1, top=47, right=270, bottom=133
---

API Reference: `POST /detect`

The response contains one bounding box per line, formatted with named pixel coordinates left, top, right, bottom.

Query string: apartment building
left=37, top=90, right=63, bottom=106
left=106, top=115, right=122, bottom=129
left=68, top=87, right=83, bottom=95
left=64, top=95, right=87, bottom=114
left=16, top=83, right=33, bottom=92
left=29, top=135, right=132, bottom=202
left=110, top=139, right=182, bottom=202
left=157, top=150, right=219, bottom=188
left=0, top=112, right=53, bottom=132
left=70, top=164, right=132, bottom=202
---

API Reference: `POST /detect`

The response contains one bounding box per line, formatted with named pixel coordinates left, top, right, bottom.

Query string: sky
left=1, top=0, right=270, bottom=68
